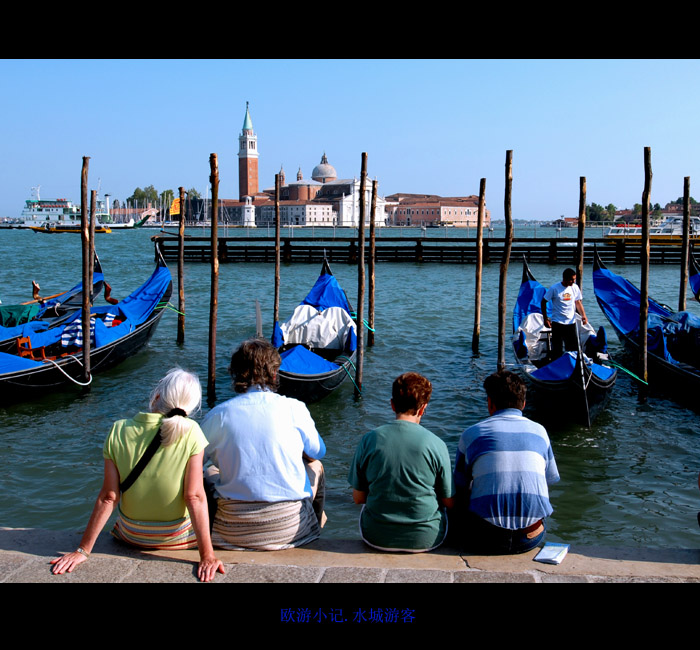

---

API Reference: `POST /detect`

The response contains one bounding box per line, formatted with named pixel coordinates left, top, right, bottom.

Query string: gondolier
left=541, top=268, right=588, bottom=360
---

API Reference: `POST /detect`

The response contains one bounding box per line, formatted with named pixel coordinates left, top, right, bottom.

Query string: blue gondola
left=272, top=258, right=357, bottom=403
left=513, top=257, right=617, bottom=427
left=593, top=246, right=700, bottom=394
left=0, top=248, right=172, bottom=403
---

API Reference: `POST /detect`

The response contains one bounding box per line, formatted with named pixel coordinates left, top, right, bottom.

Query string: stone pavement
left=2, top=527, right=700, bottom=583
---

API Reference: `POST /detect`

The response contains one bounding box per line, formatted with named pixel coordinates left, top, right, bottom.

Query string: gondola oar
left=575, top=320, right=591, bottom=428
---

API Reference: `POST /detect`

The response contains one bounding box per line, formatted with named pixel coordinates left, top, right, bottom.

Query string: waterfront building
left=384, top=193, right=490, bottom=228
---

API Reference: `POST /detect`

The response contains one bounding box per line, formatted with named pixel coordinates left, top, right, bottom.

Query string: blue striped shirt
left=455, top=409, right=559, bottom=530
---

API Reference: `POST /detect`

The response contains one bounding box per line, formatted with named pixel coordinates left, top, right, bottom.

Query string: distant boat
left=29, top=223, right=112, bottom=234
left=604, top=215, right=700, bottom=245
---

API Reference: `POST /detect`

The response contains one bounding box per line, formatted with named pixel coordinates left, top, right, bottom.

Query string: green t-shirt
left=103, top=412, right=207, bottom=522
left=348, top=420, right=455, bottom=550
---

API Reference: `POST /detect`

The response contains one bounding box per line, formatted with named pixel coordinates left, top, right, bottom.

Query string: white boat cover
left=280, top=305, right=357, bottom=350
left=515, top=312, right=594, bottom=362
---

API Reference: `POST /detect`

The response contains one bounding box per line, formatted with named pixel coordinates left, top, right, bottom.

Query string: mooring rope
left=42, top=355, right=93, bottom=387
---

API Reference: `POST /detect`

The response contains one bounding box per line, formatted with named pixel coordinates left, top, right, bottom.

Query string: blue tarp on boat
left=531, top=351, right=616, bottom=382
left=513, top=279, right=549, bottom=332
left=280, top=345, right=340, bottom=375
left=301, top=272, right=351, bottom=313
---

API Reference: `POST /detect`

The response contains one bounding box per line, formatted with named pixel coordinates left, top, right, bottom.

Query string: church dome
left=311, top=153, right=337, bottom=183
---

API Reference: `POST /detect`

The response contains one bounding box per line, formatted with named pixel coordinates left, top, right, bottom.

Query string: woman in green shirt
left=51, top=369, right=224, bottom=582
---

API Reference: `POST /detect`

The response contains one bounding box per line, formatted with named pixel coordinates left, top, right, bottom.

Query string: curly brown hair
left=391, top=372, right=432, bottom=415
left=229, top=339, right=281, bottom=393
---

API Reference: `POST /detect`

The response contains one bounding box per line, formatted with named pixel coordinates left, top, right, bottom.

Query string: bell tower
left=238, top=102, right=259, bottom=200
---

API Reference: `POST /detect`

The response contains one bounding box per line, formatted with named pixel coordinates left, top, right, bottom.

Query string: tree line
left=585, top=196, right=699, bottom=223
left=112, top=186, right=202, bottom=208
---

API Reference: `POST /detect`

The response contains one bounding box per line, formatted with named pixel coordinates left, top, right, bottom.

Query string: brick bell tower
left=238, top=102, right=259, bottom=200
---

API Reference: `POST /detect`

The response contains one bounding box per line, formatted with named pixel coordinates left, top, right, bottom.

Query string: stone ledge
left=2, top=527, right=699, bottom=583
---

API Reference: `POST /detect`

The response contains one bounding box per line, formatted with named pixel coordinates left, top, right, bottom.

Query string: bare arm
left=541, top=298, right=551, bottom=327
left=51, top=459, right=121, bottom=574
left=184, top=451, right=225, bottom=583
left=575, top=299, right=588, bottom=324
left=352, top=489, right=367, bottom=505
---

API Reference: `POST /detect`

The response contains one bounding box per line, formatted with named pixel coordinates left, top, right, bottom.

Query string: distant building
left=384, top=193, right=490, bottom=228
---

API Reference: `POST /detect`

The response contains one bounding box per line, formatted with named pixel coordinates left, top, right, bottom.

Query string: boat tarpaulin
left=531, top=351, right=616, bottom=382
left=280, top=345, right=340, bottom=375
left=301, top=273, right=351, bottom=312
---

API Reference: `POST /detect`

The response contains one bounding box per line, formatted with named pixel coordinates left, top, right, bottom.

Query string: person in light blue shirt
left=452, top=370, right=559, bottom=554
left=201, top=339, right=327, bottom=550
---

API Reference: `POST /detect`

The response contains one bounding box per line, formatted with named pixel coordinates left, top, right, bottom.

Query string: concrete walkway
left=2, top=527, right=700, bottom=583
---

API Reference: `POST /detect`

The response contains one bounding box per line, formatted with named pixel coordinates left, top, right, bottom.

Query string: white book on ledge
left=534, top=542, right=570, bottom=565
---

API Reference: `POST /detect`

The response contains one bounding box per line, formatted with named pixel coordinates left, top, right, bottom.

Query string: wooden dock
left=152, top=235, right=695, bottom=265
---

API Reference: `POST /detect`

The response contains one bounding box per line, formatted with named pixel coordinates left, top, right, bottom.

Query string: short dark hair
left=392, top=372, right=432, bottom=415
left=483, top=370, right=526, bottom=410
left=229, top=338, right=281, bottom=393
left=562, top=268, right=577, bottom=281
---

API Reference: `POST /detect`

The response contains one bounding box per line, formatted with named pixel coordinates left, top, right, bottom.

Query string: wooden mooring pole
left=368, top=179, right=377, bottom=347
left=207, top=154, right=219, bottom=404
left=679, top=177, right=691, bottom=312
left=639, top=147, right=652, bottom=396
left=472, top=178, right=486, bottom=354
left=497, top=151, right=513, bottom=372
left=355, top=153, right=367, bottom=397
left=273, top=174, right=281, bottom=332
left=177, top=186, right=186, bottom=344
left=576, top=177, right=586, bottom=289
left=80, top=156, right=91, bottom=384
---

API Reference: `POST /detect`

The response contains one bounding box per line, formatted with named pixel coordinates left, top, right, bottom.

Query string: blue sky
left=2, top=59, right=699, bottom=220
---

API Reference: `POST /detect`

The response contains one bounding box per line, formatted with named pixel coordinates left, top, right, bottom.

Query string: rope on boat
left=362, top=319, right=375, bottom=332
left=42, top=355, right=93, bottom=387
left=161, top=301, right=185, bottom=316
left=606, top=359, right=648, bottom=385
left=336, top=355, right=362, bottom=396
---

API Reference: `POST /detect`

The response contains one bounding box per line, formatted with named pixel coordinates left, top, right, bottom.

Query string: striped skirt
left=111, top=508, right=199, bottom=550
left=211, top=497, right=321, bottom=551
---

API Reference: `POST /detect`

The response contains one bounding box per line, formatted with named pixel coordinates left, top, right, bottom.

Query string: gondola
left=593, top=246, right=700, bottom=394
left=271, top=258, right=357, bottom=403
left=0, top=249, right=172, bottom=403
left=689, top=247, right=700, bottom=302
left=0, top=254, right=106, bottom=353
left=512, top=257, right=617, bottom=427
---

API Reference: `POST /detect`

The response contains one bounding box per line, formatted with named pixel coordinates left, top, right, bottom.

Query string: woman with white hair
left=51, top=368, right=224, bottom=582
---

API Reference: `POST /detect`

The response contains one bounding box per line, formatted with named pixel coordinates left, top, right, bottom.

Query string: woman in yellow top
left=51, top=368, right=224, bottom=582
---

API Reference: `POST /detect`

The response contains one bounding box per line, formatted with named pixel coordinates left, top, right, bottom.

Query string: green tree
left=187, top=188, right=201, bottom=199
left=127, top=185, right=158, bottom=205
left=160, top=189, right=175, bottom=205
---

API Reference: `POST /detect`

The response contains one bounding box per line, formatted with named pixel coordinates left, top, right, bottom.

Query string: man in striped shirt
left=452, top=371, right=559, bottom=554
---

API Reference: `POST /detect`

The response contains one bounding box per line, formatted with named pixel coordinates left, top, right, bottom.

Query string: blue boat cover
left=592, top=264, right=700, bottom=363
left=301, top=273, right=351, bottom=312
left=0, top=351, right=44, bottom=374
left=690, top=267, right=700, bottom=301
left=513, top=279, right=549, bottom=332
left=531, top=351, right=616, bottom=382
left=280, top=345, right=340, bottom=375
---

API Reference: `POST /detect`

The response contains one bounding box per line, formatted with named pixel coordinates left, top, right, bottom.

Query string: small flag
left=170, top=198, right=181, bottom=216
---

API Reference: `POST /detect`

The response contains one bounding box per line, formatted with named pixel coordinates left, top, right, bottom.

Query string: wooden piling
left=176, top=187, right=187, bottom=341
left=576, top=177, right=586, bottom=289
left=207, top=154, right=219, bottom=403
left=273, top=174, right=281, bottom=332
left=472, top=178, right=486, bottom=354
left=355, top=153, right=367, bottom=397
left=89, top=190, right=96, bottom=289
left=679, top=177, right=691, bottom=312
left=498, top=151, right=513, bottom=372
left=80, top=156, right=91, bottom=384
left=639, top=147, right=652, bottom=392
left=368, top=179, right=377, bottom=347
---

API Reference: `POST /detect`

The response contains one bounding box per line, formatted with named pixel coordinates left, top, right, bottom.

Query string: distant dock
left=152, top=235, right=695, bottom=265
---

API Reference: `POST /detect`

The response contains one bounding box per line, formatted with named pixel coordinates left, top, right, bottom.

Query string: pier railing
left=152, top=235, right=694, bottom=265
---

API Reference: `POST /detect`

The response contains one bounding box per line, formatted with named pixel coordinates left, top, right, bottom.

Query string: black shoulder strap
left=119, top=428, right=162, bottom=493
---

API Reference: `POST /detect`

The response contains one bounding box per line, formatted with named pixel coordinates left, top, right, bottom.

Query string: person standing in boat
left=348, top=372, right=455, bottom=552
left=541, top=267, right=588, bottom=360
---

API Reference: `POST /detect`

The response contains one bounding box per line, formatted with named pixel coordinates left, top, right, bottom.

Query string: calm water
left=1, top=226, right=699, bottom=549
